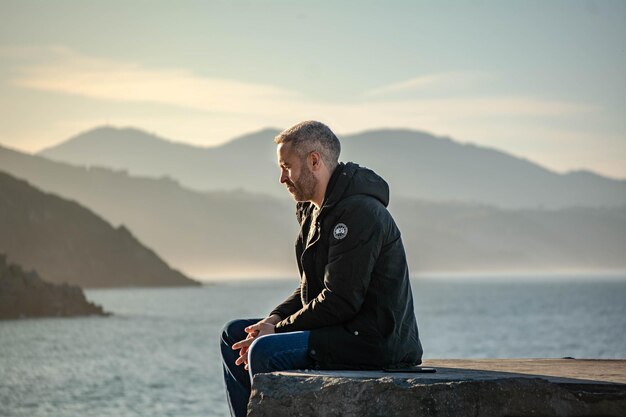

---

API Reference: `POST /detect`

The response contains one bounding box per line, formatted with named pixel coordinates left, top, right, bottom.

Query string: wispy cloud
left=3, top=46, right=301, bottom=115
left=2, top=46, right=595, bottom=121
left=364, top=71, right=490, bottom=97
left=1, top=45, right=605, bottom=176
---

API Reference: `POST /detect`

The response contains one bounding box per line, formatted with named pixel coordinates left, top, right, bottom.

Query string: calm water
left=1, top=276, right=626, bottom=417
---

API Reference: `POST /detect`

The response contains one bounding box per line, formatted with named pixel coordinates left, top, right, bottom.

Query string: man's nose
left=279, top=170, right=288, bottom=184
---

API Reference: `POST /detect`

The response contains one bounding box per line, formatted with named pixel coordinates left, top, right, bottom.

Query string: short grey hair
left=274, top=121, right=341, bottom=171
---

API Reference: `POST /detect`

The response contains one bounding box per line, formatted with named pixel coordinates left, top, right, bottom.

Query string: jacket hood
left=295, top=162, right=390, bottom=224
left=324, top=162, right=390, bottom=208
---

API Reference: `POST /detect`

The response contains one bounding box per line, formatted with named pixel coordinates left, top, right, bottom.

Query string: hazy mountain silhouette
left=391, top=198, right=626, bottom=272
left=1, top=144, right=298, bottom=278
left=39, top=126, right=626, bottom=209
left=0, top=171, right=199, bottom=287
left=3, top=144, right=625, bottom=277
left=39, top=126, right=282, bottom=196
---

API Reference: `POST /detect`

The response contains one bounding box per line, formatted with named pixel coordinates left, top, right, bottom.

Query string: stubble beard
left=288, top=163, right=317, bottom=202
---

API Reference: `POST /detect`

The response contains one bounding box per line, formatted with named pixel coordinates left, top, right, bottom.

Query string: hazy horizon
left=192, top=269, right=626, bottom=284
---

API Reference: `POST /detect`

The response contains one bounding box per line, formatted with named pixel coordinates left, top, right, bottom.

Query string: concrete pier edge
left=248, top=359, right=626, bottom=417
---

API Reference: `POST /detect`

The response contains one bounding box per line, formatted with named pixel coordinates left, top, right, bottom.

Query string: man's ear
left=309, top=151, right=322, bottom=171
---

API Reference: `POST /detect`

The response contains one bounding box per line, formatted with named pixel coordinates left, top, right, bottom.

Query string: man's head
left=275, top=121, right=341, bottom=205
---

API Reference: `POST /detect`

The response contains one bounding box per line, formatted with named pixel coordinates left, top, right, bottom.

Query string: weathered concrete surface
left=248, top=359, right=626, bottom=417
left=426, top=359, right=626, bottom=384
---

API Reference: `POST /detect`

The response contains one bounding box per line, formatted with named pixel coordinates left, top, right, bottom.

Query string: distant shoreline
left=160, top=270, right=626, bottom=285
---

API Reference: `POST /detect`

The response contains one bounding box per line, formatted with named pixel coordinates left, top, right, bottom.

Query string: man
left=220, top=121, right=422, bottom=417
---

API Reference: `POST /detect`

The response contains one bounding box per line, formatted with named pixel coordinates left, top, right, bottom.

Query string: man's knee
left=248, top=335, right=276, bottom=374
left=249, top=335, right=273, bottom=357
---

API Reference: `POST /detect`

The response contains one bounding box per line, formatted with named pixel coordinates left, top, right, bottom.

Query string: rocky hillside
left=0, top=255, right=108, bottom=319
left=0, top=171, right=200, bottom=287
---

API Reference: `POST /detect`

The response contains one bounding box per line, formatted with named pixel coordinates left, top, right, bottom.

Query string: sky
left=0, top=0, right=625, bottom=178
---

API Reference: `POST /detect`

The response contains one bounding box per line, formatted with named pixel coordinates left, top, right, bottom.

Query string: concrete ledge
left=248, top=359, right=626, bottom=417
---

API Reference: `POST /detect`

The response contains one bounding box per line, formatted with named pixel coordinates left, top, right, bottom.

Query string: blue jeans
left=220, top=318, right=313, bottom=417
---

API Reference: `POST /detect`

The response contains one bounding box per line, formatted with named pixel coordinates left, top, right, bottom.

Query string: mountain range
left=38, top=126, right=626, bottom=209
left=2, top=134, right=625, bottom=278
left=1, top=144, right=298, bottom=277
left=0, top=171, right=199, bottom=287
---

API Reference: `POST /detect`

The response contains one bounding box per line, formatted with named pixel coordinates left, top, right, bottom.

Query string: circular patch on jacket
left=333, top=223, right=348, bottom=240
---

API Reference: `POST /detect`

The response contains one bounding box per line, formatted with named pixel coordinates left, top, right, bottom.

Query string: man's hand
left=232, top=318, right=278, bottom=370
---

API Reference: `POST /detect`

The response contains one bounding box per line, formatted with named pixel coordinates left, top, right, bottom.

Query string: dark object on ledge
left=383, top=366, right=437, bottom=373
left=248, top=359, right=626, bottom=417
left=0, top=254, right=109, bottom=319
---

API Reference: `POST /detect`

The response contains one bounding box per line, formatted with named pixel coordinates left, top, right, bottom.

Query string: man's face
left=277, top=143, right=317, bottom=202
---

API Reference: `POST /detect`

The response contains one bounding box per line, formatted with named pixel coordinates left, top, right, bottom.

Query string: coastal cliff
left=0, top=171, right=199, bottom=287
left=0, top=255, right=108, bottom=319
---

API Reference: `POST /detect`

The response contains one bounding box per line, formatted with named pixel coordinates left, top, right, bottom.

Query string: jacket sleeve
left=275, top=202, right=384, bottom=333
left=269, top=286, right=302, bottom=319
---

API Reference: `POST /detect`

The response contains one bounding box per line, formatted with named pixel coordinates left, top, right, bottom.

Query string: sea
left=1, top=275, right=626, bottom=417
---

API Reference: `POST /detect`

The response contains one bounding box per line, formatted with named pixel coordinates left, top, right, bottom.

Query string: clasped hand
left=232, top=320, right=276, bottom=370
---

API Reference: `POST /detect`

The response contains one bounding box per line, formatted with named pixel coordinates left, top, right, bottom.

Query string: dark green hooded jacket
left=271, top=162, right=423, bottom=369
